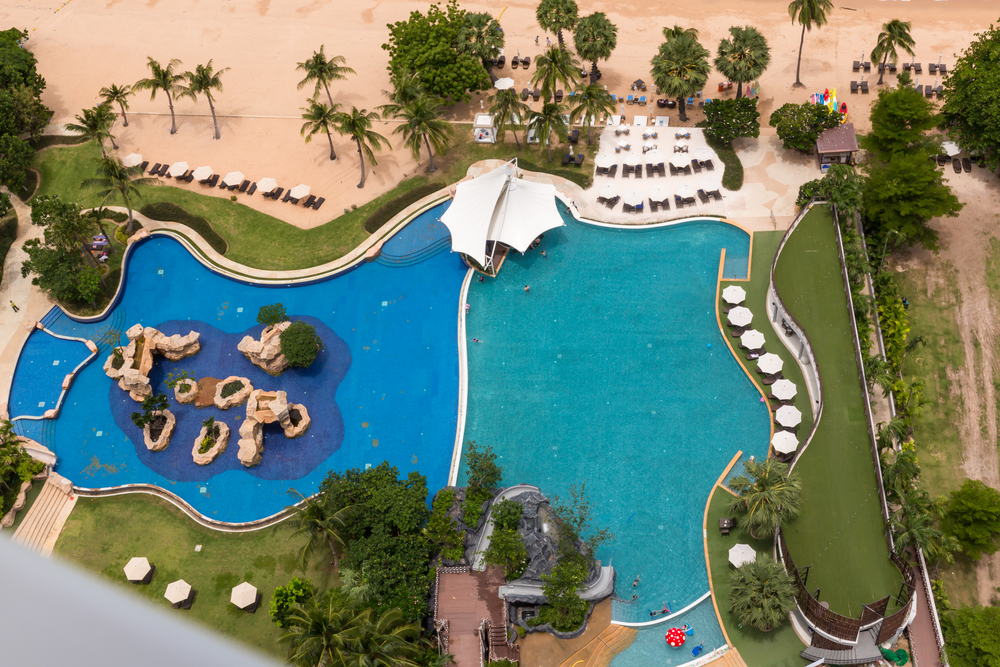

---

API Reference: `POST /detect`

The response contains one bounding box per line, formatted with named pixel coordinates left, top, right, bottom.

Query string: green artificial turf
left=706, top=490, right=808, bottom=667
left=772, top=206, right=903, bottom=617
left=55, top=495, right=338, bottom=660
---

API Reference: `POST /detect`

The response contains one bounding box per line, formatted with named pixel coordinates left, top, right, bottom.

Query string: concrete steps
left=11, top=474, right=76, bottom=556
left=376, top=235, right=451, bottom=266
left=560, top=623, right=638, bottom=667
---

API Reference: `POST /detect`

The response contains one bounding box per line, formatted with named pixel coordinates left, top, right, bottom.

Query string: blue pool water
left=460, top=208, right=769, bottom=662
left=10, top=331, right=93, bottom=417
left=8, top=202, right=468, bottom=521
left=612, top=598, right=727, bottom=667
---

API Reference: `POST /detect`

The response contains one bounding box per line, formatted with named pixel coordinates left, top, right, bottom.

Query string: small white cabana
left=473, top=113, right=497, bottom=144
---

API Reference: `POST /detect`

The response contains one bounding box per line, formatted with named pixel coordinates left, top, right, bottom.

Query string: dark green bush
left=0, top=214, right=18, bottom=289
left=269, top=577, right=315, bottom=628
left=28, top=135, right=88, bottom=151
left=280, top=321, right=323, bottom=368
left=491, top=498, right=523, bottom=532
left=220, top=380, right=244, bottom=398
left=257, top=303, right=287, bottom=328
left=16, top=169, right=37, bottom=202
left=364, top=184, right=441, bottom=234
left=526, top=616, right=545, bottom=627
left=700, top=127, right=744, bottom=191
left=426, top=489, right=465, bottom=561
left=139, top=202, right=228, bottom=255
left=86, top=209, right=128, bottom=223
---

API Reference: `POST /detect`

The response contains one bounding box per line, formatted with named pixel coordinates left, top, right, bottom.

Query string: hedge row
left=702, top=133, right=744, bottom=191
left=28, top=135, right=89, bottom=151
left=0, top=214, right=18, bottom=289
left=364, top=184, right=443, bottom=234
left=139, top=202, right=228, bottom=255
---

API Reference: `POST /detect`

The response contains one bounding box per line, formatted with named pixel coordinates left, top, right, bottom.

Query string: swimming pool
left=8, top=202, right=468, bottom=522
left=460, top=207, right=769, bottom=663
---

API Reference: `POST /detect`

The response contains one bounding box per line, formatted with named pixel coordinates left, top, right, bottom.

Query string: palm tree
left=379, top=69, right=426, bottom=120
left=390, top=94, right=451, bottom=173
left=714, top=26, right=771, bottom=99
left=891, top=502, right=957, bottom=567
left=651, top=34, right=711, bottom=123
left=455, top=12, right=504, bottom=79
left=134, top=57, right=186, bottom=134
left=727, top=458, right=802, bottom=539
left=65, top=104, right=117, bottom=157
left=350, top=607, right=423, bottom=667
left=872, top=20, right=916, bottom=85
left=490, top=88, right=531, bottom=149
left=788, top=0, right=834, bottom=88
left=573, top=13, right=617, bottom=84
left=334, top=107, right=389, bottom=189
left=181, top=60, right=229, bottom=140
left=535, top=0, right=579, bottom=49
left=81, top=156, right=158, bottom=234
left=300, top=98, right=343, bottom=160
left=531, top=45, right=579, bottom=100
left=99, top=83, right=132, bottom=127
left=728, top=557, right=797, bottom=632
left=663, top=25, right=700, bottom=41
left=570, top=82, right=616, bottom=144
left=296, top=46, right=356, bottom=108
left=882, top=448, right=920, bottom=495
left=527, top=101, right=568, bottom=162
left=285, top=490, right=355, bottom=569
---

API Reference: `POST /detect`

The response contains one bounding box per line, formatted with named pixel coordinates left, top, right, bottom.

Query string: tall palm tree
left=531, top=45, right=579, bottom=100
left=81, top=156, right=158, bottom=234
left=390, top=94, right=451, bottom=173
left=535, top=0, right=579, bottom=49
left=65, top=104, right=117, bottom=157
left=714, top=26, right=771, bottom=99
left=99, top=83, right=132, bottom=127
left=872, top=19, right=916, bottom=85
left=727, top=458, right=802, bottom=539
left=286, top=490, right=355, bottom=569
left=489, top=88, right=531, bottom=149
left=134, top=57, right=186, bottom=134
left=378, top=70, right=425, bottom=120
left=891, top=501, right=957, bottom=567
left=181, top=60, right=229, bottom=140
left=350, top=607, right=423, bottom=667
left=334, top=107, right=389, bottom=189
left=651, top=34, right=711, bottom=123
left=573, top=13, right=618, bottom=84
left=788, top=0, right=834, bottom=88
left=296, top=46, right=356, bottom=108
left=300, top=98, right=343, bottom=161
left=527, top=101, right=568, bottom=162
left=882, top=448, right=920, bottom=493
left=728, top=557, right=797, bottom=632
left=454, top=12, right=504, bottom=79
left=663, top=25, right=700, bottom=41
left=571, top=82, right=616, bottom=144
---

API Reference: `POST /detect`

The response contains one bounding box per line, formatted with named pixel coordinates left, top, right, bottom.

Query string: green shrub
left=114, top=219, right=143, bottom=245
left=16, top=169, right=38, bottom=202
left=165, top=369, right=195, bottom=390
left=487, top=660, right=519, bottom=667
left=697, top=123, right=744, bottom=191
left=139, top=202, right=228, bottom=255
left=538, top=559, right=589, bottom=632
left=526, top=616, right=544, bottom=627
left=491, top=498, right=523, bottom=532
left=198, top=417, right=218, bottom=454
left=482, top=528, right=527, bottom=579
left=425, top=489, right=465, bottom=561
left=220, top=380, right=244, bottom=399
left=516, top=625, right=526, bottom=638
left=130, top=393, right=169, bottom=430
left=364, top=183, right=442, bottom=234
left=257, top=303, right=288, bottom=328
left=280, top=321, right=323, bottom=368
left=28, top=135, right=88, bottom=151
left=85, top=209, right=128, bottom=223
left=0, top=213, right=18, bottom=289
left=704, top=97, right=760, bottom=144
left=269, top=577, right=315, bottom=628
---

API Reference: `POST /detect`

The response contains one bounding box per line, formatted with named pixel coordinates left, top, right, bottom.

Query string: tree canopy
left=704, top=97, right=760, bottom=144
left=943, top=479, right=1000, bottom=560
left=280, top=321, right=323, bottom=368
left=939, top=21, right=1000, bottom=172
left=768, top=102, right=841, bottom=153
left=863, top=85, right=938, bottom=157
left=0, top=29, right=50, bottom=192
left=651, top=34, right=711, bottom=122
left=0, top=28, right=46, bottom=93
left=714, top=25, right=771, bottom=98
left=943, top=605, right=1000, bottom=667
left=382, top=0, right=491, bottom=104
left=21, top=195, right=103, bottom=305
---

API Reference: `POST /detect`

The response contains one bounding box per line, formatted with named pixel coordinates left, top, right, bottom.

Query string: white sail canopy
left=440, top=161, right=566, bottom=268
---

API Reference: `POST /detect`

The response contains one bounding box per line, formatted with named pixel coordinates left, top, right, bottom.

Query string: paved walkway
left=10, top=472, right=76, bottom=557
left=909, top=565, right=943, bottom=667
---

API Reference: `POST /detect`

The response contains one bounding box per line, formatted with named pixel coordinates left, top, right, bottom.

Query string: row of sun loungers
left=140, top=163, right=324, bottom=210
left=520, top=88, right=563, bottom=102
left=934, top=155, right=976, bottom=173
left=561, top=153, right=586, bottom=166
left=595, top=189, right=722, bottom=214
left=493, top=55, right=531, bottom=70
left=599, top=159, right=714, bottom=179
left=853, top=61, right=947, bottom=75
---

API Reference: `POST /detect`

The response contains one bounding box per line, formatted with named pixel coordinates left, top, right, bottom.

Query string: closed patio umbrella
left=757, top=353, right=784, bottom=375
left=727, top=306, right=752, bottom=327
left=599, top=183, right=618, bottom=199
left=776, top=405, right=803, bottom=428
left=771, top=379, right=797, bottom=401
left=595, top=154, right=616, bottom=168
left=164, top=579, right=191, bottom=605
left=722, top=285, right=746, bottom=305
left=230, top=582, right=258, bottom=609
left=740, top=329, right=766, bottom=350
left=123, top=557, right=151, bottom=582
left=222, top=171, right=245, bottom=187
left=122, top=153, right=142, bottom=168
left=168, top=161, right=189, bottom=178
left=728, top=543, right=756, bottom=567
left=192, top=166, right=213, bottom=182
left=772, top=430, right=799, bottom=454
left=289, top=184, right=311, bottom=199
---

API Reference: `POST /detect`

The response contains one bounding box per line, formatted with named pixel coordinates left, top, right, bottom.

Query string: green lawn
left=772, top=206, right=904, bottom=617
left=706, top=489, right=807, bottom=667
left=55, top=495, right=338, bottom=660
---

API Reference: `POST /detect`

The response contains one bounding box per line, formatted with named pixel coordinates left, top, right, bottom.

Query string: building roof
left=816, top=123, right=858, bottom=154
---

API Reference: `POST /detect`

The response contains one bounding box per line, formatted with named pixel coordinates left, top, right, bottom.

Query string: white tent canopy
left=440, top=161, right=565, bottom=269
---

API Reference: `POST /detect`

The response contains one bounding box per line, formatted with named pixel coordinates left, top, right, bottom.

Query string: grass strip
left=364, top=183, right=442, bottom=234
left=141, top=202, right=229, bottom=255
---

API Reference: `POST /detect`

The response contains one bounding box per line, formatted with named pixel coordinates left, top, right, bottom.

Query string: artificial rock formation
left=192, top=421, right=230, bottom=465
left=104, top=324, right=201, bottom=401
left=142, top=410, right=176, bottom=452
left=174, top=379, right=198, bottom=404
left=237, top=418, right=263, bottom=467
left=214, top=376, right=253, bottom=409
left=237, top=321, right=291, bottom=375
left=237, top=389, right=311, bottom=467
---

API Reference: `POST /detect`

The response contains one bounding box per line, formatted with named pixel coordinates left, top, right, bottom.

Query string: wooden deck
left=436, top=566, right=511, bottom=666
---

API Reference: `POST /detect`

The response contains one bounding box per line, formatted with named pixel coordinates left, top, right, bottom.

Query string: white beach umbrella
left=675, top=140, right=688, bottom=151
left=618, top=139, right=630, bottom=148
left=164, top=579, right=192, bottom=605
left=941, top=141, right=961, bottom=157
left=168, top=161, right=189, bottom=178
left=595, top=154, right=616, bottom=168
left=727, top=306, right=753, bottom=327
left=123, top=557, right=151, bottom=582
left=740, top=329, right=766, bottom=351
left=192, top=166, right=213, bottom=181
left=290, top=184, right=311, bottom=199
left=722, top=285, right=746, bottom=305
left=644, top=149, right=666, bottom=164
left=776, top=405, right=803, bottom=428
left=729, top=543, right=756, bottom=567
left=675, top=184, right=695, bottom=198
left=692, top=147, right=714, bottom=161
left=757, top=353, right=784, bottom=375
left=256, top=177, right=277, bottom=194
left=700, top=177, right=719, bottom=192
left=222, top=171, right=245, bottom=187
left=771, top=430, right=800, bottom=454
left=648, top=185, right=670, bottom=202
left=122, top=153, right=142, bottom=168
left=771, top=379, right=797, bottom=401
left=599, top=183, right=618, bottom=199
left=622, top=190, right=644, bottom=206
left=231, top=582, right=258, bottom=609
left=494, top=78, right=515, bottom=90
left=670, top=154, right=691, bottom=169
left=643, top=140, right=656, bottom=150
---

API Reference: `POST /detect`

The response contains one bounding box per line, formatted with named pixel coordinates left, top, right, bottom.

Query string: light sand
left=4, top=0, right=997, bottom=228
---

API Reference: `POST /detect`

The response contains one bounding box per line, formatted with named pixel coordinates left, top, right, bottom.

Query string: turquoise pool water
left=461, top=208, right=769, bottom=663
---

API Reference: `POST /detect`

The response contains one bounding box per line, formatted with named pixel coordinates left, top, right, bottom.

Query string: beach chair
left=626, top=94, right=634, bottom=105
left=953, top=158, right=961, bottom=173
left=703, top=159, right=715, bottom=171
left=639, top=96, right=646, bottom=106
left=568, top=129, right=579, bottom=144
left=762, top=376, right=778, bottom=386
left=916, top=85, right=924, bottom=96
left=138, top=161, right=149, bottom=173
left=288, top=196, right=300, bottom=205
left=850, top=81, right=859, bottom=93
left=178, top=170, right=192, bottom=181
left=669, top=163, right=678, bottom=176
left=914, top=63, right=923, bottom=74
left=852, top=61, right=861, bottom=72
left=692, top=160, right=702, bottom=174
left=271, top=187, right=284, bottom=201
left=939, top=64, right=947, bottom=74
left=312, top=197, right=325, bottom=210
left=925, top=86, right=934, bottom=98
left=521, top=56, right=531, bottom=68
left=657, top=163, right=666, bottom=178
left=521, top=88, right=530, bottom=101
left=935, top=86, right=944, bottom=97
left=936, top=154, right=949, bottom=166
left=889, top=63, right=897, bottom=73
left=860, top=81, right=869, bottom=93
left=623, top=203, right=634, bottom=214
left=597, top=196, right=608, bottom=205
left=878, top=63, right=886, bottom=74
left=903, top=62, right=912, bottom=71
left=963, top=158, right=972, bottom=173
left=185, top=172, right=196, bottom=182
left=555, top=89, right=563, bottom=103
left=684, top=196, right=696, bottom=205
left=239, top=180, right=250, bottom=193
left=511, top=56, right=519, bottom=69
left=158, top=164, right=170, bottom=176
left=247, top=182, right=257, bottom=195
left=863, top=61, right=871, bottom=72
left=496, top=55, right=505, bottom=69
left=218, top=178, right=227, bottom=189
left=207, top=174, right=219, bottom=187
left=697, top=190, right=710, bottom=203
left=562, top=153, right=572, bottom=166
left=674, top=195, right=684, bottom=209
left=650, top=200, right=660, bottom=213
left=303, top=195, right=316, bottom=208
left=608, top=164, right=618, bottom=178
left=574, top=154, right=584, bottom=166
left=928, top=63, right=938, bottom=74
left=532, top=89, right=540, bottom=101
left=646, top=164, right=656, bottom=177
left=660, top=198, right=670, bottom=211
left=634, top=164, right=642, bottom=179
left=633, top=203, right=643, bottom=214
left=199, top=174, right=213, bottom=184
left=710, top=190, right=723, bottom=201
left=605, top=196, right=618, bottom=209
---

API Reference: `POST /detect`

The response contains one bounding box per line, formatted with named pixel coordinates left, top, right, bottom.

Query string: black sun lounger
left=312, top=197, right=325, bottom=210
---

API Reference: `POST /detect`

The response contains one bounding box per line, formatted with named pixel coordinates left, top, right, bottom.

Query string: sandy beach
left=4, top=0, right=997, bottom=227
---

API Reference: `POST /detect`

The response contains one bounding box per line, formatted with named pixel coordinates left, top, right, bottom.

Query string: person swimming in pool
left=691, top=643, right=704, bottom=657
